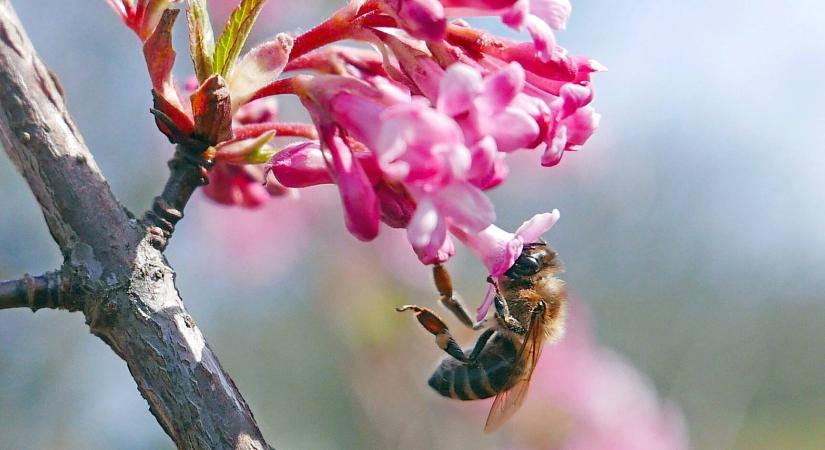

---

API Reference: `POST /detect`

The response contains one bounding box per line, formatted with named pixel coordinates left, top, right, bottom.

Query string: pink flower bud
left=386, top=0, right=448, bottom=42
left=269, top=141, right=333, bottom=187
left=324, top=133, right=381, bottom=241
left=202, top=163, right=272, bottom=208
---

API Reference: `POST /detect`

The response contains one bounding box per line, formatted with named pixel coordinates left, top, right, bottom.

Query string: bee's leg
left=397, top=305, right=497, bottom=363
left=494, top=295, right=526, bottom=334
left=433, top=264, right=486, bottom=330
left=466, top=327, right=496, bottom=361
left=395, top=305, right=478, bottom=362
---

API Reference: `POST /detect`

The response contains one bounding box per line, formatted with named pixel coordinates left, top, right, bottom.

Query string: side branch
left=144, top=142, right=213, bottom=250
left=0, top=271, right=77, bottom=312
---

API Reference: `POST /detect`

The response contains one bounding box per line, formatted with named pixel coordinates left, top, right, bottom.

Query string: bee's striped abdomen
left=428, top=334, right=518, bottom=401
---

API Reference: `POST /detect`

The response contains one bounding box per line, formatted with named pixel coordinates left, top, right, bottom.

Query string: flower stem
left=233, top=122, right=318, bottom=140
left=289, top=0, right=387, bottom=61
left=250, top=77, right=306, bottom=101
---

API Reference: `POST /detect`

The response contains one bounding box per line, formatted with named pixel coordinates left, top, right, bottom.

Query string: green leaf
left=214, top=0, right=268, bottom=77
left=186, top=0, right=216, bottom=82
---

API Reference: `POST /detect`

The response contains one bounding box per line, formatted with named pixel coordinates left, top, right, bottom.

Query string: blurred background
left=1, top=0, right=824, bottom=449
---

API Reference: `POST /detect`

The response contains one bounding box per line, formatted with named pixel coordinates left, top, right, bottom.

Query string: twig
left=144, top=141, right=214, bottom=250
left=0, top=271, right=74, bottom=312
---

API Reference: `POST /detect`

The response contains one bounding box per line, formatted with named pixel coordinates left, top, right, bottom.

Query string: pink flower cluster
left=107, top=0, right=603, bottom=297
left=270, top=0, right=602, bottom=276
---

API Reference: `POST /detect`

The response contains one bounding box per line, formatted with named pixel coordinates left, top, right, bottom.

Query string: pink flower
left=437, top=62, right=541, bottom=153
left=269, top=140, right=420, bottom=231
left=385, top=0, right=448, bottom=42
left=454, top=210, right=560, bottom=277
left=502, top=0, right=571, bottom=61
left=322, top=130, right=381, bottom=241
left=451, top=210, right=560, bottom=319
left=294, top=74, right=497, bottom=256
left=542, top=83, right=602, bottom=166
left=406, top=180, right=494, bottom=264
left=374, top=101, right=496, bottom=262
left=201, top=164, right=283, bottom=208
left=154, top=0, right=602, bottom=282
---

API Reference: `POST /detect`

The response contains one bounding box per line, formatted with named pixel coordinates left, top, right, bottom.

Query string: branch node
left=143, top=143, right=214, bottom=251
left=0, top=271, right=75, bottom=312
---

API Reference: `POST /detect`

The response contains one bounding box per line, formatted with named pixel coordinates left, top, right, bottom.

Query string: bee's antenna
left=486, top=275, right=503, bottom=297
left=532, top=238, right=548, bottom=247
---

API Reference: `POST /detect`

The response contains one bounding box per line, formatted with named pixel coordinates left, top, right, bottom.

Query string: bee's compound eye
left=509, top=255, right=541, bottom=277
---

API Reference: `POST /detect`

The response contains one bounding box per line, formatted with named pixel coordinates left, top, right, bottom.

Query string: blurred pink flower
left=201, top=163, right=285, bottom=208
left=511, top=299, right=690, bottom=450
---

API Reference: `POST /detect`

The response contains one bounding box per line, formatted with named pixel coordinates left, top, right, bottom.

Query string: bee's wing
left=483, top=308, right=546, bottom=433
left=483, top=374, right=531, bottom=433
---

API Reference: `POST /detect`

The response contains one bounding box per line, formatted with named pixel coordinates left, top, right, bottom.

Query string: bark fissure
left=0, top=3, right=270, bottom=449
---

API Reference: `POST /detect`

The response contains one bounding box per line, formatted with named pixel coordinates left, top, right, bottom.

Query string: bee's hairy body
left=428, top=245, right=566, bottom=401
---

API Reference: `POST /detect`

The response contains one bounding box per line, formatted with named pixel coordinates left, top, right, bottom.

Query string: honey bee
left=397, top=242, right=566, bottom=432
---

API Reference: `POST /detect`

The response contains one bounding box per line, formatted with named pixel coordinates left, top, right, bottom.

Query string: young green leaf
left=214, top=131, right=277, bottom=164
left=214, top=0, right=268, bottom=77
left=186, top=0, right=216, bottom=82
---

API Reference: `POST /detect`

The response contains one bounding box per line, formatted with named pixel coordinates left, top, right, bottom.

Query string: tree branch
left=0, top=3, right=270, bottom=449
left=144, top=142, right=214, bottom=250
left=0, top=271, right=76, bottom=311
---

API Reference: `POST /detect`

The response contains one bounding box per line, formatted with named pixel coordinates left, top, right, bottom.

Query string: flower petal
left=434, top=181, right=495, bottom=233
left=515, top=209, right=560, bottom=243
left=542, top=122, right=567, bottom=166
left=482, top=107, right=540, bottom=152
left=327, top=136, right=380, bottom=241
left=529, top=0, right=571, bottom=31
left=476, top=283, right=496, bottom=321
left=477, top=62, right=525, bottom=115
left=524, top=14, right=556, bottom=62
left=451, top=223, right=521, bottom=276
left=408, top=197, right=454, bottom=263
left=392, top=0, right=447, bottom=42
left=437, top=63, right=484, bottom=117
left=269, top=141, right=333, bottom=187
left=563, top=106, right=601, bottom=148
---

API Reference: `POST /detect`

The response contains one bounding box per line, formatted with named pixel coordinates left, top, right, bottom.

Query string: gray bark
left=0, top=2, right=270, bottom=449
